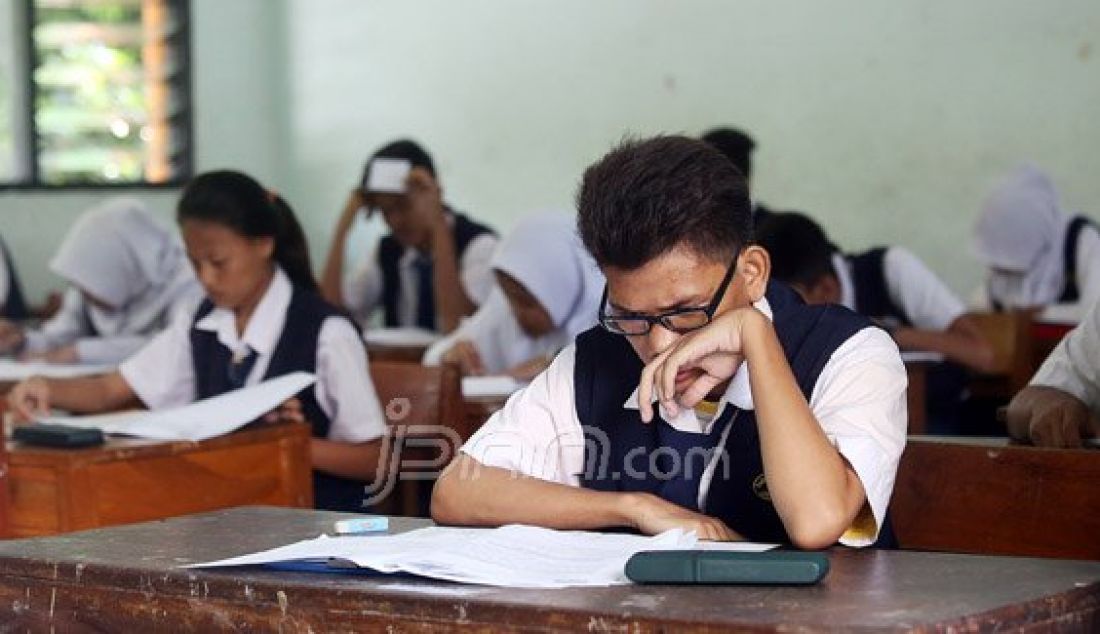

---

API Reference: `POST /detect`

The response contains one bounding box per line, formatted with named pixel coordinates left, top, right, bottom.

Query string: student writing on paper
left=1006, top=297, right=1100, bottom=447
left=432, top=137, right=907, bottom=548
left=320, top=139, right=498, bottom=333
left=973, top=164, right=1100, bottom=317
left=7, top=171, right=387, bottom=511
left=0, top=198, right=204, bottom=365
left=0, top=234, right=30, bottom=320
left=422, top=212, right=604, bottom=380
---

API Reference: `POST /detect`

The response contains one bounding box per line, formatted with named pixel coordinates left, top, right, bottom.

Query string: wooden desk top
left=0, top=507, right=1097, bottom=631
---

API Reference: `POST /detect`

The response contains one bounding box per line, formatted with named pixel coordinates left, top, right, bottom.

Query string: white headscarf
left=973, top=164, right=1072, bottom=308
left=422, top=211, right=605, bottom=373
left=491, top=212, right=604, bottom=339
left=49, top=197, right=195, bottom=335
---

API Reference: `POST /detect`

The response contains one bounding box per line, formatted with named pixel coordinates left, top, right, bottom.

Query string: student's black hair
left=755, top=211, right=839, bottom=288
left=177, top=170, right=319, bottom=292
left=701, top=127, right=755, bottom=180
left=361, top=139, right=436, bottom=188
left=576, top=135, right=752, bottom=270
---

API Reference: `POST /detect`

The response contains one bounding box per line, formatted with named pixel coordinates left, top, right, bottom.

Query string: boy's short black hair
left=362, top=139, right=436, bottom=185
left=576, top=135, right=752, bottom=270
left=701, top=127, right=755, bottom=179
left=755, top=211, right=838, bottom=288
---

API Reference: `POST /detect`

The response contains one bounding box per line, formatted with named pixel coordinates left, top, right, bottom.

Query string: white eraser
left=333, top=517, right=390, bottom=535
left=364, top=158, right=411, bottom=194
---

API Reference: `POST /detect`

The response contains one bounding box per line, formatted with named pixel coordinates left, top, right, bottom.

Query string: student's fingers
left=637, top=352, right=667, bottom=423
left=1059, top=406, right=1084, bottom=449
left=9, top=381, right=48, bottom=423
left=1030, top=408, right=1056, bottom=447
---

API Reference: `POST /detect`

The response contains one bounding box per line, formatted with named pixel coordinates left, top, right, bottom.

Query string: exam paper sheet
left=38, top=372, right=316, bottom=442
left=189, top=524, right=777, bottom=588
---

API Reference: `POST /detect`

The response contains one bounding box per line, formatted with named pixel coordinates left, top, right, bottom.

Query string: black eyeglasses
left=598, top=252, right=740, bottom=336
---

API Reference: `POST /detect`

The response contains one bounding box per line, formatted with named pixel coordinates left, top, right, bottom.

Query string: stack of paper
left=188, top=524, right=776, bottom=588
left=0, top=359, right=116, bottom=381
left=39, top=372, right=316, bottom=442
left=363, top=328, right=440, bottom=348
left=461, top=375, right=527, bottom=399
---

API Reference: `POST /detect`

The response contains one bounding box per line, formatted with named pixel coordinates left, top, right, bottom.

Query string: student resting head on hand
left=430, top=136, right=907, bottom=549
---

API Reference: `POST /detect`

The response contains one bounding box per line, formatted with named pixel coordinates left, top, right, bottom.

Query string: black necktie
left=227, top=346, right=259, bottom=390
left=414, top=254, right=435, bottom=330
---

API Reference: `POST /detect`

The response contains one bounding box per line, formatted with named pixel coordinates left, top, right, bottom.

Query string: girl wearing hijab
left=0, top=198, right=203, bottom=364
left=973, top=164, right=1100, bottom=315
left=423, top=212, right=604, bottom=379
left=7, top=171, right=387, bottom=512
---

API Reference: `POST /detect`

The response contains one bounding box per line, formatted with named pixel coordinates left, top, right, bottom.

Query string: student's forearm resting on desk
left=7, top=371, right=139, bottom=421
left=310, top=437, right=385, bottom=482
left=431, top=454, right=740, bottom=541
left=641, top=308, right=868, bottom=549
left=892, top=315, right=996, bottom=374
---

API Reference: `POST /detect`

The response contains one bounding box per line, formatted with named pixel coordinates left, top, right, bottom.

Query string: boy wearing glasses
left=432, top=136, right=907, bottom=548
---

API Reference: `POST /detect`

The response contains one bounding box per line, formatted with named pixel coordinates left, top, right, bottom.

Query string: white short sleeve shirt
left=120, top=268, right=385, bottom=443
left=461, top=297, right=908, bottom=547
left=835, top=248, right=966, bottom=332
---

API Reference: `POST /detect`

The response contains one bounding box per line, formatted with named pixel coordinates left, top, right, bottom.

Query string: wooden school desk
left=893, top=436, right=1100, bottom=560
left=0, top=507, right=1097, bottom=631
left=4, top=422, right=313, bottom=538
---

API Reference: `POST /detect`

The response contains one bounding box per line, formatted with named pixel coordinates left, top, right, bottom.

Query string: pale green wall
left=282, top=0, right=1100, bottom=298
left=0, top=0, right=290, bottom=301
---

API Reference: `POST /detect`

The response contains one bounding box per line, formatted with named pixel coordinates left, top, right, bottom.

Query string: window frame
left=0, top=0, right=194, bottom=191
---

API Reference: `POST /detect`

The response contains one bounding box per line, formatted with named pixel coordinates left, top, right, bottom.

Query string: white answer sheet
left=0, top=359, right=115, bottom=381
left=38, top=372, right=316, bottom=442
left=188, top=524, right=777, bottom=588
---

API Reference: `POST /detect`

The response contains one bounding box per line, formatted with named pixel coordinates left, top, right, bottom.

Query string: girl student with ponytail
left=7, top=171, right=388, bottom=512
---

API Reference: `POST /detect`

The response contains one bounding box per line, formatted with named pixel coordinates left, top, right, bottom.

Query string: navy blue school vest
left=189, top=286, right=367, bottom=512
left=1058, top=216, right=1098, bottom=304
left=0, top=236, right=29, bottom=320
left=378, top=210, right=495, bottom=328
left=575, top=282, right=878, bottom=544
left=847, top=248, right=910, bottom=327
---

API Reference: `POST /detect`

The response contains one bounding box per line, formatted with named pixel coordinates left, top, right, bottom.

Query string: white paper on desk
left=461, top=375, right=527, bottom=399
left=39, top=372, right=316, bottom=442
left=0, top=358, right=115, bottom=381
left=187, top=524, right=777, bottom=588
left=363, top=327, right=440, bottom=348
left=900, top=351, right=945, bottom=364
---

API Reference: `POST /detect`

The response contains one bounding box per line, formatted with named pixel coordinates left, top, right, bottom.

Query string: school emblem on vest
left=752, top=474, right=772, bottom=502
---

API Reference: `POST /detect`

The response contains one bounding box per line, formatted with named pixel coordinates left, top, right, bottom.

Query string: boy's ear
left=739, top=245, right=770, bottom=302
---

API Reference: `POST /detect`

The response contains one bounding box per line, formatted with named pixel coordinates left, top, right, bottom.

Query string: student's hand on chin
left=626, top=493, right=740, bottom=542
left=264, top=398, right=305, bottom=425
left=638, top=309, right=758, bottom=423
left=7, top=377, right=50, bottom=424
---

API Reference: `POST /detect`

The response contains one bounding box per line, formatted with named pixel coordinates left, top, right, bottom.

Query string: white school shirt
left=120, top=268, right=386, bottom=443
left=343, top=221, right=498, bottom=328
left=461, top=297, right=908, bottom=547
left=23, top=275, right=205, bottom=365
left=1030, top=297, right=1100, bottom=413
left=833, top=247, right=966, bottom=332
